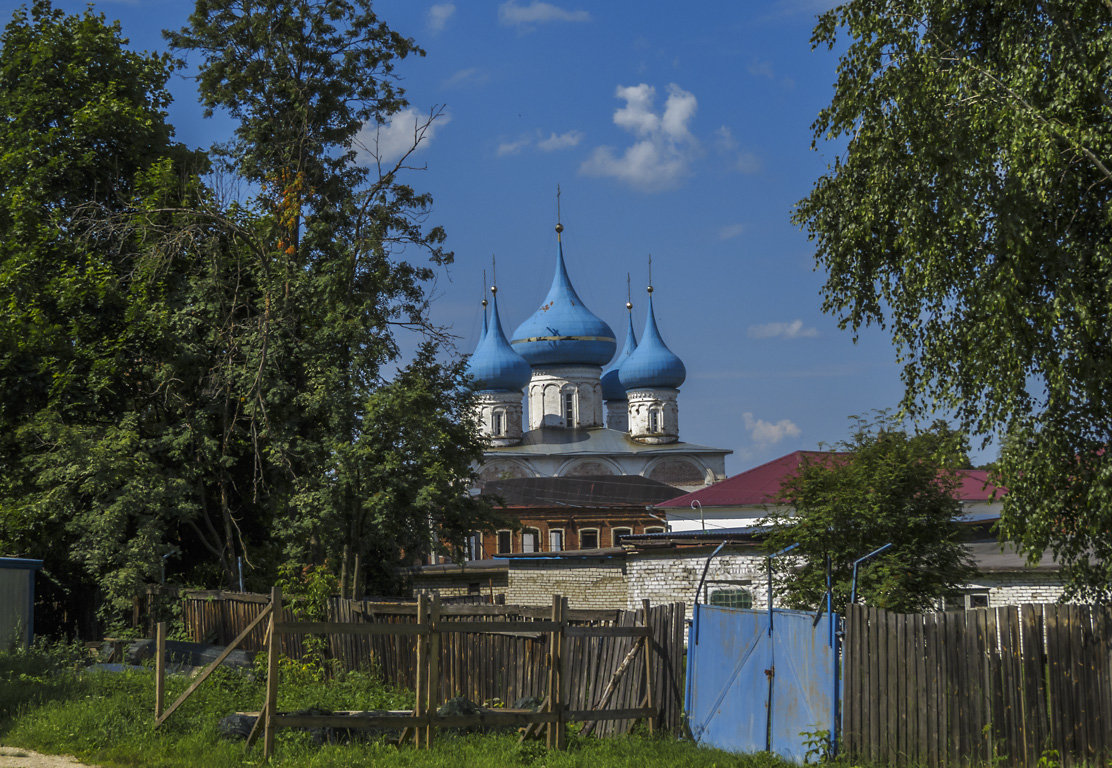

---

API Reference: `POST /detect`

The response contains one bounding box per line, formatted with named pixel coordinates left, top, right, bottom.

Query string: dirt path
left=0, top=747, right=97, bottom=768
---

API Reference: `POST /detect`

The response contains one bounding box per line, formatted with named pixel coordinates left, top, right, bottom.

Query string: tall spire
left=479, top=268, right=489, bottom=343
left=618, top=257, right=686, bottom=391
left=510, top=196, right=616, bottom=366
left=601, top=273, right=639, bottom=402
left=466, top=259, right=530, bottom=393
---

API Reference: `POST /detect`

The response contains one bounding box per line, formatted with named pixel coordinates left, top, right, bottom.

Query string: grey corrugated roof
left=484, top=427, right=730, bottom=457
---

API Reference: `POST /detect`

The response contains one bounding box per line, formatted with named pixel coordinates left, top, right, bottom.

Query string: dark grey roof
left=498, top=547, right=626, bottom=561
left=482, top=475, right=683, bottom=508
left=484, top=427, right=731, bottom=457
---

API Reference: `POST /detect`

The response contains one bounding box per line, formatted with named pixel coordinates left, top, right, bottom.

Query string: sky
left=2, top=0, right=997, bottom=473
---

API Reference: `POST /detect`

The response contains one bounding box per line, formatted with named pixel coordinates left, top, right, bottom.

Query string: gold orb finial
left=625, top=301, right=633, bottom=310
left=555, top=222, right=564, bottom=234
left=481, top=297, right=488, bottom=307
left=490, top=285, right=498, bottom=295
left=647, top=284, right=654, bottom=294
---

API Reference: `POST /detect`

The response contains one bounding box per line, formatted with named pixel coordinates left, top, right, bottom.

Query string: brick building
left=476, top=475, right=681, bottom=557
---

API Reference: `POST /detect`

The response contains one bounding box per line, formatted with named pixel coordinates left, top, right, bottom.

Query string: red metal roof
left=656, top=451, right=1005, bottom=508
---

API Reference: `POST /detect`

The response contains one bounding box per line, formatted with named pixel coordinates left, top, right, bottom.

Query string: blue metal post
left=850, top=543, right=893, bottom=605
left=766, top=543, right=799, bottom=636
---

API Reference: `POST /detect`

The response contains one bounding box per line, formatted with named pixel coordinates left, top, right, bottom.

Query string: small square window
left=580, top=529, right=599, bottom=550
left=612, top=527, right=632, bottom=545
left=709, top=588, right=753, bottom=610
left=968, top=593, right=989, bottom=609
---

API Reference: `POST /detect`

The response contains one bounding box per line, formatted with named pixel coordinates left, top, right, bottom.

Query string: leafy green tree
left=763, top=417, right=974, bottom=614
left=794, top=2, right=1112, bottom=600
left=1, top=0, right=491, bottom=630
left=0, top=1, right=207, bottom=630
left=286, top=343, right=492, bottom=594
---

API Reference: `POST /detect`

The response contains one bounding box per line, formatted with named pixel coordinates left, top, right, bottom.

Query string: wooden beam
left=274, top=621, right=426, bottom=636
left=263, top=586, right=281, bottom=758
left=156, top=604, right=273, bottom=727
left=425, top=594, right=441, bottom=749
left=154, top=621, right=166, bottom=720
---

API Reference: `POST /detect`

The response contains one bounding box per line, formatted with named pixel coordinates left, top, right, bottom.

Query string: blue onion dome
left=601, top=306, right=638, bottom=401
left=511, top=224, right=617, bottom=366
left=466, top=288, right=531, bottom=392
left=618, top=287, right=686, bottom=390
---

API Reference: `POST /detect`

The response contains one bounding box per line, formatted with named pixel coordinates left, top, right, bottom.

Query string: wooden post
left=155, top=621, right=166, bottom=720
left=414, top=593, right=429, bottom=749
left=263, top=586, right=281, bottom=759
left=351, top=554, right=360, bottom=600
left=642, top=599, right=655, bottom=735
left=425, top=594, right=441, bottom=748
left=547, top=594, right=566, bottom=749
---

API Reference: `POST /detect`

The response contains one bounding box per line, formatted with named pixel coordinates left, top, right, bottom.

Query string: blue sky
left=4, top=0, right=995, bottom=473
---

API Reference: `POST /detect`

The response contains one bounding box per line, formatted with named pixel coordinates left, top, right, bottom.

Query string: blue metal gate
left=686, top=604, right=838, bottom=762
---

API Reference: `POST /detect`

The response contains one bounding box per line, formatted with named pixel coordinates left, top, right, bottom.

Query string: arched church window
left=563, top=390, right=575, bottom=428
left=492, top=411, right=504, bottom=436
left=648, top=409, right=660, bottom=432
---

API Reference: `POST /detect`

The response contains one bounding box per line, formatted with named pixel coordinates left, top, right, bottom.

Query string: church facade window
left=563, top=390, right=575, bottom=428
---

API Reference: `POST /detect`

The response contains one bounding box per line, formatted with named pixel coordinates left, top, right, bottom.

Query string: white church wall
left=526, top=366, right=604, bottom=430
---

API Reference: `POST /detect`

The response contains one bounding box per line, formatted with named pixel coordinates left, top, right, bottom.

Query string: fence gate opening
left=685, top=604, right=839, bottom=762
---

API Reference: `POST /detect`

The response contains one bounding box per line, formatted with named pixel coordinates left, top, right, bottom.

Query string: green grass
left=0, top=644, right=790, bottom=768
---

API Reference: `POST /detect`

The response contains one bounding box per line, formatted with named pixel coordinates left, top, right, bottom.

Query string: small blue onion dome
left=601, top=309, right=637, bottom=401
left=466, top=289, right=531, bottom=392
left=618, top=289, right=686, bottom=390
left=511, top=229, right=616, bottom=366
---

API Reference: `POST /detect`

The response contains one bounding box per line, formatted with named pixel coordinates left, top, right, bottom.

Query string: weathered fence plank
left=844, top=604, right=1112, bottom=768
left=181, top=590, right=684, bottom=736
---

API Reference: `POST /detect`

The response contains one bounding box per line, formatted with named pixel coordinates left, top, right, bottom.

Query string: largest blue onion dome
left=511, top=226, right=616, bottom=366
left=618, top=288, right=686, bottom=390
left=466, top=288, right=531, bottom=392
left=601, top=307, right=637, bottom=401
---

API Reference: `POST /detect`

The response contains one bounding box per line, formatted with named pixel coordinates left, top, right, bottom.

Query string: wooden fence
left=180, top=589, right=685, bottom=737
left=842, top=603, right=1112, bottom=768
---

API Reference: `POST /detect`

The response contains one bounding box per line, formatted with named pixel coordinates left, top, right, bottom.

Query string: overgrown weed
left=0, top=645, right=792, bottom=767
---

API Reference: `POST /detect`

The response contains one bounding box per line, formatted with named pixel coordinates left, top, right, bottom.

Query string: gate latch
left=764, top=665, right=775, bottom=680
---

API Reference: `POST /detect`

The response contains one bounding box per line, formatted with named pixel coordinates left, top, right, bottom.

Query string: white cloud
left=537, top=130, right=583, bottom=151
left=427, top=3, right=455, bottom=33
left=718, top=223, right=745, bottom=241
left=497, top=135, right=532, bottom=156
left=743, top=412, right=802, bottom=446
left=747, top=319, right=819, bottom=339
left=443, top=67, right=487, bottom=89
left=580, top=83, right=699, bottom=192
left=497, top=130, right=582, bottom=156
left=716, top=126, right=763, bottom=174
left=499, top=0, right=590, bottom=26
left=736, top=152, right=763, bottom=174
left=354, top=108, right=451, bottom=166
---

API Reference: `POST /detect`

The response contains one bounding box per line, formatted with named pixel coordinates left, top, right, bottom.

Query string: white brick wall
left=506, top=559, right=628, bottom=609
left=626, top=550, right=768, bottom=622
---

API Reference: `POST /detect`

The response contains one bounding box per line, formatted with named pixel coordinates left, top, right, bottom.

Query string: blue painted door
left=686, top=605, right=837, bottom=762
